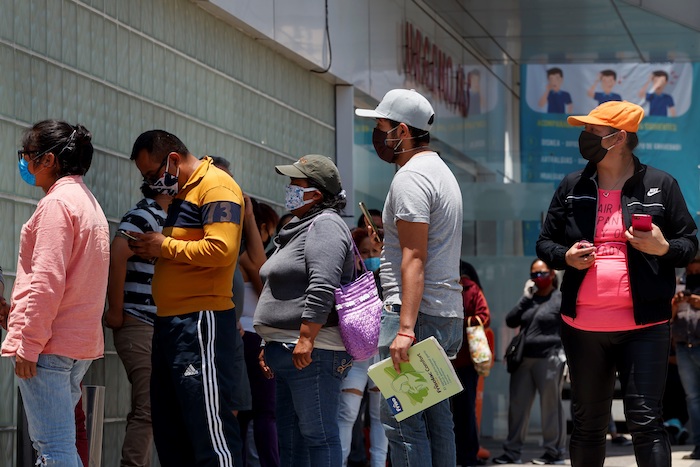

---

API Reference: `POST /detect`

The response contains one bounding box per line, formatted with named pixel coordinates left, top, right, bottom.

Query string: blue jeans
left=676, top=344, right=700, bottom=445
left=378, top=308, right=463, bottom=467
left=15, top=355, right=92, bottom=467
left=265, top=342, right=352, bottom=467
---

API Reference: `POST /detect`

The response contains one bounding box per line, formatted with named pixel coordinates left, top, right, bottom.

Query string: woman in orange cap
left=536, top=100, right=698, bottom=466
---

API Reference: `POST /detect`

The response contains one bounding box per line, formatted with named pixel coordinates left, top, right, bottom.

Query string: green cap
left=275, top=154, right=342, bottom=195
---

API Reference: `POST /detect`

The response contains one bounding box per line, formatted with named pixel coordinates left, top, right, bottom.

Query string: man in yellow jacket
left=128, top=129, right=246, bottom=467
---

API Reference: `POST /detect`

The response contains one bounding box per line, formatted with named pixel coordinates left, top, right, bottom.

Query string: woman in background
left=451, top=261, right=491, bottom=467
left=238, top=198, right=280, bottom=467
left=338, top=227, right=388, bottom=467
left=493, top=259, right=566, bottom=465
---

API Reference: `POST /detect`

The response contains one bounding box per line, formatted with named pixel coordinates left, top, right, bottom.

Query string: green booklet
left=368, top=336, right=464, bottom=422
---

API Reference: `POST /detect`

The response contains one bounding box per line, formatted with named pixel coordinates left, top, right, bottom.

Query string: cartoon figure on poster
left=638, top=70, right=676, bottom=117
left=538, top=68, right=573, bottom=114
left=588, top=69, right=622, bottom=105
left=525, top=63, right=690, bottom=117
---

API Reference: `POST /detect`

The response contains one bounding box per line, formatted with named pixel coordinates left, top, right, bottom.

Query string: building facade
left=0, top=0, right=565, bottom=464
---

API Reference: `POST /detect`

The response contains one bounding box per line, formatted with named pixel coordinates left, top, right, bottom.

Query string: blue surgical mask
left=18, top=158, right=36, bottom=186
left=285, top=185, right=318, bottom=211
left=363, top=257, right=381, bottom=272
left=149, top=157, right=179, bottom=196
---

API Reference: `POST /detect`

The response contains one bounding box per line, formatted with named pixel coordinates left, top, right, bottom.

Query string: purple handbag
left=334, top=241, right=382, bottom=361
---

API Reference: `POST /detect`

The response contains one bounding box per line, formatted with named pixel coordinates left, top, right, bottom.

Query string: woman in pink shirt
left=537, top=102, right=697, bottom=466
left=1, top=120, right=109, bottom=467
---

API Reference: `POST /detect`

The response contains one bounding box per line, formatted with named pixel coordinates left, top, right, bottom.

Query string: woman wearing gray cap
left=254, top=154, right=354, bottom=466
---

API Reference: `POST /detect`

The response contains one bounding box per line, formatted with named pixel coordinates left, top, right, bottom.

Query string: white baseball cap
left=355, top=89, right=435, bottom=132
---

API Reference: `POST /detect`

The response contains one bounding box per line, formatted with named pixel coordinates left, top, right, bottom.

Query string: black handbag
left=504, top=330, right=526, bottom=373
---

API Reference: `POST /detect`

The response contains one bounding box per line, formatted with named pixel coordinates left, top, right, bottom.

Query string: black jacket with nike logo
left=537, top=156, right=698, bottom=324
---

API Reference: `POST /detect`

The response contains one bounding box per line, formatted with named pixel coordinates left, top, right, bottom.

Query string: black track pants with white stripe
left=151, top=308, right=245, bottom=466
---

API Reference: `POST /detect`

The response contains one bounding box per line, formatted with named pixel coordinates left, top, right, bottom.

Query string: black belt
left=384, top=303, right=401, bottom=313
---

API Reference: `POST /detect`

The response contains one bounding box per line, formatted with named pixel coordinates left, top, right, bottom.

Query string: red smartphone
left=631, top=214, right=652, bottom=232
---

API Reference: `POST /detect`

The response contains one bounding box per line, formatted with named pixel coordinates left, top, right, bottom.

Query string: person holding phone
left=104, top=183, right=170, bottom=466
left=493, top=259, right=565, bottom=465
left=338, top=227, right=387, bottom=467
left=537, top=101, right=698, bottom=466
left=127, top=130, right=246, bottom=466
left=2, top=120, right=109, bottom=466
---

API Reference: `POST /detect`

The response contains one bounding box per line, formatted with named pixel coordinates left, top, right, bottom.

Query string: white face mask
left=285, top=184, right=318, bottom=211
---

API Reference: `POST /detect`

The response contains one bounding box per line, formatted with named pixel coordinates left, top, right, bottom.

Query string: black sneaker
left=531, top=452, right=565, bottom=465
left=493, top=453, right=523, bottom=464
left=683, top=446, right=700, bottom=460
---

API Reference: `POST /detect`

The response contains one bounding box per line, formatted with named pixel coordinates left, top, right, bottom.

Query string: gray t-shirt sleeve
left=390, top=170, right=433, bottom=225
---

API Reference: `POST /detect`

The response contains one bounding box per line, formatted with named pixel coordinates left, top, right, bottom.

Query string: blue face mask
left=18, top=158, right=36, bottom=186
left=363, top=257, right=381, bottom=272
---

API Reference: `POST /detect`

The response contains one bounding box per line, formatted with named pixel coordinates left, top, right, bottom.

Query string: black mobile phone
left=579, top=240, right=594, bottom=258
left=117, top=229, right=138, bottom=241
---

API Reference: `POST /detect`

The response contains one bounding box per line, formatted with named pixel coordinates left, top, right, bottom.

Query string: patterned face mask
left=149, top=157, right=180, bottom=196
left=284, top=184, right=319, bottom=211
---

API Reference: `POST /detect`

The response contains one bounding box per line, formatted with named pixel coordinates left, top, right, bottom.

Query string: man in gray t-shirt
left=356, top=89, right=463, bottom=467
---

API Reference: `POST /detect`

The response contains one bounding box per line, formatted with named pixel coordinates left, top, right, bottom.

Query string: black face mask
left=686, top=274, right=700, bottom=293
left=578, top=130, right=618, bottom=164
left=372, top=127, right=399, bottom=163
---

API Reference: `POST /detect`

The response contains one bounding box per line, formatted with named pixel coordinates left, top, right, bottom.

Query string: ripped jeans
left=338, top=355, right=388, bottom=467
left=15, top=355, right=92, bottom=467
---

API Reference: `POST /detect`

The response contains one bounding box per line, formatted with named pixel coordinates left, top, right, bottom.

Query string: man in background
left=105, top=183, right=170, bottom=466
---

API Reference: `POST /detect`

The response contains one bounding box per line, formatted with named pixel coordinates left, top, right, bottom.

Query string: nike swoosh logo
left=647, top=188, right=661, bottom=196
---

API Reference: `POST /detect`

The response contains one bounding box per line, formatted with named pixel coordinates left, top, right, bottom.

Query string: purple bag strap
left=350, top=238, right=367, bottom=279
